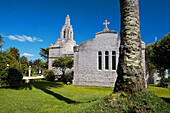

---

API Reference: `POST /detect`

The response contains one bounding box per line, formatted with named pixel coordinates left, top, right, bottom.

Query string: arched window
left=64, top=30, right=66, bottom=38
left=112, top=51, right=116, bottom=70
left=70, top=31, right=73, bottom=40
left=105, top=51, right=109, bottom=70
left=98, top=51, right=102, bottom=70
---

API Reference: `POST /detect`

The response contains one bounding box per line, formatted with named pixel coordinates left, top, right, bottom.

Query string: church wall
left=49, top=47, right=61, bottom=58
left=48, top=47, right=64, bottom=70
left=73, top=32, right=120, bottom=87
left=63, top=41, right=75, bottom=54
left=48, top=58, right=56, bottom=70
left=141, top=42, right=147, bottom=87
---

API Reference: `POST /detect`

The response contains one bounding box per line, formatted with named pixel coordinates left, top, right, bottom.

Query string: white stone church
left=48, top=15, right=146, bottom=87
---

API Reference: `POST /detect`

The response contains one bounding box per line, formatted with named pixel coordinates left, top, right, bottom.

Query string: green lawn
left=0, top=81, right=113, bottom=113
left=147, top=84, right=170, bottom=98
left=0, top=82, right=169, bottom=113
left=147, top=84, right=170, bottom=103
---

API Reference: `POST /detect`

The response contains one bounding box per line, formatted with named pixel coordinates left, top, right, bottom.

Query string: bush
left=0, top=68, right=23, bottom=86
left=45, top=70, right=56, bottom=81
left=67, top=82, right=71, bottom=85
left=158, top=78, right=169, bottom=88
left=84, top=90, right=170, bottom=113
left=63, top=71, right=74, bottom=83
left=0, top=70, right=8, bottom=85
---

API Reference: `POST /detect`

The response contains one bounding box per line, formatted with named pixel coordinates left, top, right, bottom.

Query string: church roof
left=95, top=30, right=118, bottom=35
left=49, top=43, right=53, bottom=47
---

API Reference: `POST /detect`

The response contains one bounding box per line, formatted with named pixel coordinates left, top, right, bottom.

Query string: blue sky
left=0, top=0, right=170, bottom=61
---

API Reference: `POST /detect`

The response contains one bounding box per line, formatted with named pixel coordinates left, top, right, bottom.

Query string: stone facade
left=141, top=41, right=147, bottom=88
left=48, top=15, right=76, bottom=70
left=73, top=29, right=120, bottom=87
left=73, top=28, right=146, bottom=87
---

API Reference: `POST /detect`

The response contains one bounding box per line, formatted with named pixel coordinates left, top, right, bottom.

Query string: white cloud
left=23, top=35, right=33, bottom=42
left=8, top=35, right=25, bottom=42
left=38, top=39, right=43, bottom=42
left=6, top=35, right=43, bottom=42
left=22, top=53, right=34, bottom=57
left=33, top=37, right=36, bottom=41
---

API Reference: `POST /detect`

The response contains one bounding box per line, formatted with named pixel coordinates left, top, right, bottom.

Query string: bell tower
left=60, top=15, right=73, bottom=42
left=48, top=14, right=76, bottom=70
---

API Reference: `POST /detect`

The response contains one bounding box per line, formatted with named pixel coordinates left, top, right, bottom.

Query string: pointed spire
left=65, top=15, right=70, bottom=26
left=155, top=37, right=157, bottom=42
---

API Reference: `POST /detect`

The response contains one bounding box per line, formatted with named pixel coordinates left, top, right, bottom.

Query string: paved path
left=23, top=75, right=44, bottom=80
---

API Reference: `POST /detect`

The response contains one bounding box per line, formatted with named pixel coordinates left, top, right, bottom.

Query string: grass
left=147, top=84, right=170, bottom=98
left=0, top=81, right=113, bottom=113
left=147, top=84, right=170, bottom=104
left=23, top=73, right=41, bottom=77
left=0, top=82, right=169, bottom=113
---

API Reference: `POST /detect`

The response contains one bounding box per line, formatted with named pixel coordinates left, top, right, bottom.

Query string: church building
left=73, top=20, right=146, bottom=87
left=48, top=16, right=146, bottom=87
left=48, top=15, right=76, bottom=70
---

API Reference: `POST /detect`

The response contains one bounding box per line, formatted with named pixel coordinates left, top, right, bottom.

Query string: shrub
left=84, top=90, right=170, bottom=113
left=158, top=78, right=169, bottom=88
left=0, top=70, right=8, bottom=85
left=63, top=71, right=74, bottom=83
left=0, top=68, right=23, bottom=86
left=67, top=82, right=71, bottom=85
left=45, top=70, right=56, bottom=81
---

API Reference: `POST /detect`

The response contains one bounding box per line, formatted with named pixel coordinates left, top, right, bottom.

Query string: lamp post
left=7, top=64, right=9, bottom=69
left=29, top=66, right=31, bottom=77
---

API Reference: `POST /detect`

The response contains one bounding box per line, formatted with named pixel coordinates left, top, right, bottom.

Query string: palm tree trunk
left=114, top=0, right=145, bottom=94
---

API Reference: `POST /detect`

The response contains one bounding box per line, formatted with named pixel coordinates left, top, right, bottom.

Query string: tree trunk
left=114, top=0, right=145, bottom=94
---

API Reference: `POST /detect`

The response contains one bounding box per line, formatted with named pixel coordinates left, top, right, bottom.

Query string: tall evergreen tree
left=145, top=43, right=157, bottom=83
left=152, top=33, right=170, bottom=70
left=7, top=47, right=20, bottom=62
left=114, top=0, right=145, bottom=94
left=0, top=35, right=4, bottom=51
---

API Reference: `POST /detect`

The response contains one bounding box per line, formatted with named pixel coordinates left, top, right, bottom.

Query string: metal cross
left=103, top=20, right=110, bottom=28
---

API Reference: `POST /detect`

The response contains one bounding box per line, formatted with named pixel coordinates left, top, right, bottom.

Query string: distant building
left=48, top=15, right=76, bottom=70
left=148, top=69, right=170, bottom=84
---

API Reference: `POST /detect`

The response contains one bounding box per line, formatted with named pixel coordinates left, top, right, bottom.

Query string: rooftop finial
left=103, top=20, right=110, bottom=31
left=155, top=37, right=157, bottom=42
left=65, top=15, right=70, bottom=26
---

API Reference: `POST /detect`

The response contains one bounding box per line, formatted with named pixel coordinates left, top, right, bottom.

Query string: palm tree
left=33, top=59, right=42, bottom=74
left=39, top=47, right=49, bottom=62
left=7, top=47, right=20, bottom=62
left=0, top=35, right=4, bottom=52
left=39, top=47, right=49, bottom=69
left=20, top=56, right=28, bottom=65
left=114, top=0, right=145, bottom=94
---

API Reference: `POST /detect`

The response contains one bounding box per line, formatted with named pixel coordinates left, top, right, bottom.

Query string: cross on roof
left=103, top=20, right=110, bottom=28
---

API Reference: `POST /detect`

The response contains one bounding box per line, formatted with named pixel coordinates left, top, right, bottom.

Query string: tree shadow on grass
left=32, top=82, right=78, bottom=104
left=0, top=81, right=101, bottom=104
left=0, top=81, right=82, bottom=104
left=0, top=83, right=33, bottom=90
left=161, top=97, right=170, bottom=104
